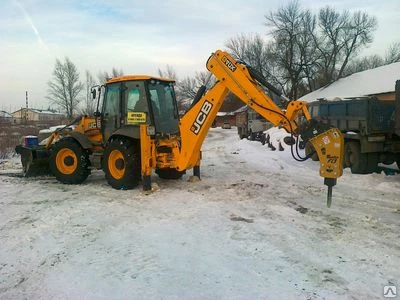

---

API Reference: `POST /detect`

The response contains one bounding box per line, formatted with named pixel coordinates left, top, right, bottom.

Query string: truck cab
left=236, top=107, right=272, bottom=141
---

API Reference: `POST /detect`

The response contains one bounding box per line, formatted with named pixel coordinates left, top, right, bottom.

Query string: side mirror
left=91, top=88, right=97, bottom=100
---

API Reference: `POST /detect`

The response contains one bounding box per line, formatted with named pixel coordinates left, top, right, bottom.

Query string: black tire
left=156, top=168, right=185, bottom=179
left=249, top=131, right=256, bottom=141
left=238, top=128, right=245, bottom=140
left=396, top=160, right=400, bottom=170
left=345, top=141, right=372, bottom=174
left=103, top=138, right=140, bottom=189
left=50, top=137, right=90, bottom=184
left=261, top=134, right=266, bottom=145
left=265, top=134, right=270, bottom=145
left=305, top=142, right=319, bottom=161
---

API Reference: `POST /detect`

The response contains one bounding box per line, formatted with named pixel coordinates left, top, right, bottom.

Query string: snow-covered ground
left=0, top=127, right=399, bottom=300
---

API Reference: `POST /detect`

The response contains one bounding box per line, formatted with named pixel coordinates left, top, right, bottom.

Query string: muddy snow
left=0, top=128, right=399, bottom=299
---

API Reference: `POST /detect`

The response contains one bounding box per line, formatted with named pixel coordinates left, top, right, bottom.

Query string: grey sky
left=0, top=0, right=399, bottom=112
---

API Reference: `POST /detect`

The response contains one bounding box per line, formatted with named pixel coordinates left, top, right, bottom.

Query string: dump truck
left=236, top=107, right=273, bottom=142
left=307, top=80, right=400, bottom=174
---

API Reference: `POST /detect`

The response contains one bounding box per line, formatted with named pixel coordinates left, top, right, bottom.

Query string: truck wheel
left=238, top=128, right=244, bottom=139
left=345, top=141, right=369, bottom=174
left=249, top=131, right=256, bottom=141
left=156, top=168, right=185, bottom=179
left=104, top=138, right=140, bottom=189
left=397, top=160, right=400, bottom=170
left=50, top=137, right=91, bottom=184
left=261, top=133, right=266, bottom=145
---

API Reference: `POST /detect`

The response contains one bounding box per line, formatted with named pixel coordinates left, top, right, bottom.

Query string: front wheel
left=103, top=138, right=141, bottom=189
left=50, top=138, right=91, bottom=184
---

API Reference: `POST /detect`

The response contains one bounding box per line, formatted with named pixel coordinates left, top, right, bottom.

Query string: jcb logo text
left=191, top=101, right=213, bottom=135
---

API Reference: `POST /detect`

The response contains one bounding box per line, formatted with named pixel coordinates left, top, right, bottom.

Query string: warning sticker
left=322, top=136, right=330, bottom=145
left=127, top=112, right=146, bottom=124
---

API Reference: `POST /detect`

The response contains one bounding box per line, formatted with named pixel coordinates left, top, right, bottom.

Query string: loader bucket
left=15, top=145, right=51, bottom=177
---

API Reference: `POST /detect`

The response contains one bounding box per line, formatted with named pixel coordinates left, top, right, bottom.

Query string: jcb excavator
left=16, top=50, right=344, bottom=206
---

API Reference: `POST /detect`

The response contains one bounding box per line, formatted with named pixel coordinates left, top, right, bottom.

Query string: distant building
left=11, top=108, right=65, bottom=124
left=214, top=111, right=235, bottom=127
left=0, top=111, right=12, bottom=124
left=300, top=62, right=400, bottom=102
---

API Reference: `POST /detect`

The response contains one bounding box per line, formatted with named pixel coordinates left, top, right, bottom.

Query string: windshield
left=147, top=80, right=179, bottom=134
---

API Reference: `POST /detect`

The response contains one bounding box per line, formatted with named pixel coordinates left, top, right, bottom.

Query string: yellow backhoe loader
left=16, top=50, right=344, bottom=206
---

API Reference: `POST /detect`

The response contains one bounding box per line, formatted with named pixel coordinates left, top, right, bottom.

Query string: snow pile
left=39, top=125, right=75, bottom=134
left=264, top=127, right=291, bottom=149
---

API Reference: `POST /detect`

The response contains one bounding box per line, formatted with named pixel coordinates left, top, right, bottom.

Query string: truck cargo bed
left=309, top=98, right=395, bottom=135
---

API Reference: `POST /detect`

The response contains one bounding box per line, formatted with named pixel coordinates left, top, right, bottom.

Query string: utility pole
left=25, top=91, right=28, bottom=125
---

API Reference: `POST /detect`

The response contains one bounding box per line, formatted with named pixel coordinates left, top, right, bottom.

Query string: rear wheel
left=50, top=138, right=90, bottom=184
left=104, top=138, right=141, bottom=189
left=156, top=168, right=185, bottom=179
left=249, top=131, right=256, bottom=141
left=344, top=141, right=378, bottom=174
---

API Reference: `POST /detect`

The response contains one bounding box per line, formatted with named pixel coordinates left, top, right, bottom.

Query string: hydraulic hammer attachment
left=307, top=127, right=344, bottom=207
left=298, top=118, right=344, bottom=207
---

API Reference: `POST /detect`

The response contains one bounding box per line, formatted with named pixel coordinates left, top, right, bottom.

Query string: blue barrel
left=24, top=135, right=39, bottom=148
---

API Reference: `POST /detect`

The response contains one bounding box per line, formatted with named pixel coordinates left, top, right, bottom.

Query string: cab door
left=101, top=83, right=121, bottom=141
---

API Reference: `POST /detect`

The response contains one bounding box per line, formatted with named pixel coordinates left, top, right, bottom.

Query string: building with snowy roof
left=11, top=108, right=65, bottom=124
left=300, top=62, right=400, bottom=102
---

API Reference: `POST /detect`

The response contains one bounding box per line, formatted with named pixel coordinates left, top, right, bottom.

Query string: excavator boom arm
left=178, top=50, right=344, bottom=206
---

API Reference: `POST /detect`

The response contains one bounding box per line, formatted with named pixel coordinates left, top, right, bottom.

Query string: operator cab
left=100, top=76, right=180, bottom=141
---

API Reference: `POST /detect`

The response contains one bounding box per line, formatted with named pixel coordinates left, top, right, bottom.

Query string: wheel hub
left=64, top=156, right=75, bottom=166
left=56, top=148, right=78, bottom=175
left=108, top=149, right=126, bottom=180
left=115, top=158, right=124, bottom=170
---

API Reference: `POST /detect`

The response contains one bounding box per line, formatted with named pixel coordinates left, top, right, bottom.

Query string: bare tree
left=314, top=7, right=377, bottom=84
left=385, top=42, right=400, bottom=64
left=264, top=1, right=316, bottom=99
left=337, top=11, right=377, bottom=78
left=158, top=65, right=177, bottom=80
left=262, top=1, right=377, bottom=97
left=314, top=7, right=348, bottom=84
left=175, top=71, right=216, bottom=111
left=80, top=70, right=97, bottom=115
left=342, top=42, right=400, bottom=76
left=225, top=34, right=287, bottom=104
left=343, top=55, right=383, bottom=76
left=98, top=67, right=124, bottom=83
left=47, top=57, right=83, bottom=119
left=225, top=33, right=274, bottom=79
left=177, top=71, right=215, bottom=99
